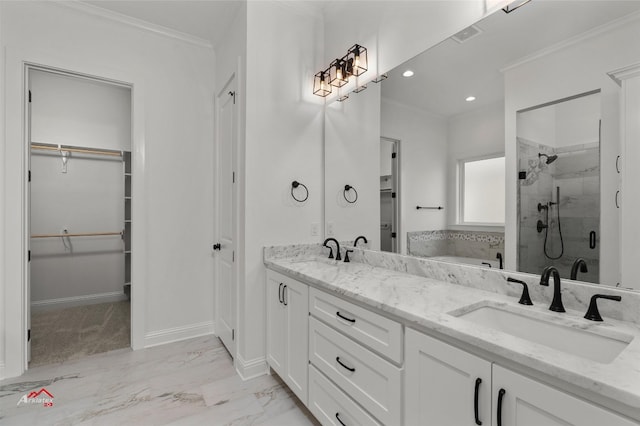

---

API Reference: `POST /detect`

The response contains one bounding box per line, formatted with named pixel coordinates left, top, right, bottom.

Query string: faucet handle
left=584, top=294, right=622, bottom=322
left=507, top=277, right=533, bottom=305
left=344, top=249, right=354, bottom=263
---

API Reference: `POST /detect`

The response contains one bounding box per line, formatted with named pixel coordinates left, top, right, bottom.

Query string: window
left=460, top=155, right=505, bottom=224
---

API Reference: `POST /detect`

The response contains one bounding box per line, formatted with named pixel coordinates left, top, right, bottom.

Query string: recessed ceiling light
left=466, top=96, right=476, bottom=102
left=402, top=70, right=414, bottom=78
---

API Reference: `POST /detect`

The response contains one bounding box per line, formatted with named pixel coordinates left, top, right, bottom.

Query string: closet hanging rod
left=31, top=231, right=123, bottom=239
left=30, top=142, right=123, bottom=158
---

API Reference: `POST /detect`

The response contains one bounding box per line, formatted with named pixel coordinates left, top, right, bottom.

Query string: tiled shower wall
left=517, top=138, right=600, bottom=283
left=407, top=230, right=504, bottom=261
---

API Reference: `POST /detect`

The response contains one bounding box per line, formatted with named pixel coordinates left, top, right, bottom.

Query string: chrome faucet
left=354, top=235, right=368, bottom=247
left=570, top=258, right=588, bottom=280
left=540, top=266, right=565, bottom=312
left=323, top=238, right=341, bottom=261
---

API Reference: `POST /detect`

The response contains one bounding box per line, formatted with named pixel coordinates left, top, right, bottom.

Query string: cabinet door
left=266, top=272, right=287, bottom=376
left=492, top=365, right=639, bottom=426
left=284, top=277, right=309, bottom=405
left=405, top=328, right=492, bottom=426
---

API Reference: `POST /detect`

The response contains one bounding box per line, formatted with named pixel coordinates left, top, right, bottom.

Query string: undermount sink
left=449, top=302, right=633, bottom=364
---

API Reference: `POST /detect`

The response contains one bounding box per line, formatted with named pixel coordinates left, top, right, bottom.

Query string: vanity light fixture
left=502, top=0, right=532, bottom=14
left=346, top=44, right=368, bottom=76
left=373, top=74, right=388, bottom=83
left=466, top=96, right=476, bottom=102
left=313, top=44, right=368, bottom=98
left=353, top=84, right=367, bottom=93
left=329, top=58, right=349, bottom=87
left=313, top=70, right=332, bottom=97
left=402, top=70, right=414, bottom=77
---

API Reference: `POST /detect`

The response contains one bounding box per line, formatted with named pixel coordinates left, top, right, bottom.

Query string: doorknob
left=213, top=243, right=221, bottom=251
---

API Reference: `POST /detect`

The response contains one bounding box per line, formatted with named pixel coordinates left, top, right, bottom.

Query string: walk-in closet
left=28, top=68, right=132, bottom=366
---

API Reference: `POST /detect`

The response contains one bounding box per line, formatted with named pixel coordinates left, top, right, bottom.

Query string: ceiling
left=381, top=1, right=640, bottom=118
left=82, top=0, right=243, bottom=48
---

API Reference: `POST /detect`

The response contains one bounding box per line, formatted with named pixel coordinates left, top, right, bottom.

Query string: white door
left=284, top=278, right=308, bottom=405
left=405, top=328, right=492, bottom=426
left=215, top=77, right=237, bottom=356
left=492, top=365, right=637, bottom=426
left=266, top=272, right=286, bottom=374
left=26, top=83, right=33, bottom=363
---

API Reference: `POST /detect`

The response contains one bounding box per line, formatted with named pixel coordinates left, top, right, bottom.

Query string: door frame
left=214, top=72, right=239, bottom=362
left=381, top=136, right=401, bottom=253
left=3, top=46, right=147, bottom=379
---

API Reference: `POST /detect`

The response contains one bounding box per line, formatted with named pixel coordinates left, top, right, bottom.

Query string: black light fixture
left=346, top=44, right=368, bottom=76
left=313, top=44, right=368, bottom=98
left=313, top=70, right=332, bottom=97
left=502, top=0, right=532, bottom=14
left=329, top=58, right=349, bottom=87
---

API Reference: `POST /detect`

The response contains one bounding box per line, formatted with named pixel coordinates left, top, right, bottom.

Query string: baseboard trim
left=236, top=354, right=268, bottom=380
left=31, top=291, right=127, bottom=312
left=144, top=321, right=215, bottom=348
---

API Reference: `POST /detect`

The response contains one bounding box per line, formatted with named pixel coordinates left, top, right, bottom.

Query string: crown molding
left=501, top=8, right=640, bottom=73
left=55, top=0, right=214, bottom=50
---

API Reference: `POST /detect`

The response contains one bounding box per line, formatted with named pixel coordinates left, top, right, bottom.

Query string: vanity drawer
left=309, top=364, right=382, bottom=426
left=309, top=316, right=402, bottom=426
left=309, top=287, right=403, bottom=364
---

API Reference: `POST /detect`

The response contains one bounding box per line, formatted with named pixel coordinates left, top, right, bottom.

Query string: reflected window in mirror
left=460, top=155, right=505, bottom=225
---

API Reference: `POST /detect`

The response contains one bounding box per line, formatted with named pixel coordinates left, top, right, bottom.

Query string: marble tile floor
left=30, top=301, right=131, bottom=367
left=0, top=336, right=318, bottom=425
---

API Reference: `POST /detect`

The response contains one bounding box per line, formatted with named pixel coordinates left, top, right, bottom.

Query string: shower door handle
left=589, top=231, right=596, bottom=250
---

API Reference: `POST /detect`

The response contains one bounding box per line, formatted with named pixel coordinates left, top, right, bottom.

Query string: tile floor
left=0, top=336, right=318, bottom=425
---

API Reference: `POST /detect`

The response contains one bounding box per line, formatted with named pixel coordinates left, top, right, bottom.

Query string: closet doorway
left=380, top=137, right=400, bottom=253
left=27, top=67, right=132, bottom=366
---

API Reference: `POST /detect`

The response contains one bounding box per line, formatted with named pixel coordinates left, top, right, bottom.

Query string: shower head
left=538, top=153, right=558, bottom=165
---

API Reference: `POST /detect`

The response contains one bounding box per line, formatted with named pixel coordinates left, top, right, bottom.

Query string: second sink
left=449, top=302, right=633, bottom=364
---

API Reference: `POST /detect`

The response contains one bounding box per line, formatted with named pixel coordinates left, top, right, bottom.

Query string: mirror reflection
left=517, top=91, right=601, bottom=284
left=325, top=1, right=640, bottom=290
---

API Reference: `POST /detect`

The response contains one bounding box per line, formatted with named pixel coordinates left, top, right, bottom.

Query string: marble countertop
left=264, top=254, right=640, bottom=419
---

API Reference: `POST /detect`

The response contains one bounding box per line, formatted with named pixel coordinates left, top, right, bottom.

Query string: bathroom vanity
left=264, top=244, right=640, bottom=426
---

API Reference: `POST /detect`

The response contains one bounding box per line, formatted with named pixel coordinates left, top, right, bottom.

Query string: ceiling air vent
left=451, top=24, right=483, bottom=44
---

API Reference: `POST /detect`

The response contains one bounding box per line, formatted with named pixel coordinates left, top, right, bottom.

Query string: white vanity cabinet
left=405, top=328, right=492, bottom=426
left=265, top=270, right=309, bottom=405
left=492, top=365, right=638, bottom=426
left=405, top=328, right=639, bottom=426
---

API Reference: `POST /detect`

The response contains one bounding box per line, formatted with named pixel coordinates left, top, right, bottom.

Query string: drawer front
left=309, top=317, right=402, bottom=426
left=309, top=365, right=382, bottom=426
left=309, top=287, right=403, bottom=364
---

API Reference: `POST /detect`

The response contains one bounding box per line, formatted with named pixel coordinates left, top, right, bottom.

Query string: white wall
left=504, top=15, right=640, bottom=285
left=323, top=1, right=506, bottom=83
left=240, top=0, right=324, bottom=377
left=1, top=1, right=215, bottom=378
left=380, top=98, right=448, bottom=254
left=29, top=70, right=130, bottom=308
left=447, top=101, right=505, bottom=228
left=325, top=85, right=381, bottom=249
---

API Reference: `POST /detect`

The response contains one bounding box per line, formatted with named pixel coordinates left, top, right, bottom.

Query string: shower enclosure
left=517, top=92, right=600, bottom=283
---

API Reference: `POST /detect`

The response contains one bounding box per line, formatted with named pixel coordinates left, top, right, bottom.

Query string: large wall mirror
left=324, top=0, right=640, bottom=291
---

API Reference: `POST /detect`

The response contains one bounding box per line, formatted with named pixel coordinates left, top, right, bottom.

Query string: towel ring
left=291, top=181, right=309, bottom=203
left=343, top=185, right=358, bottom=204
